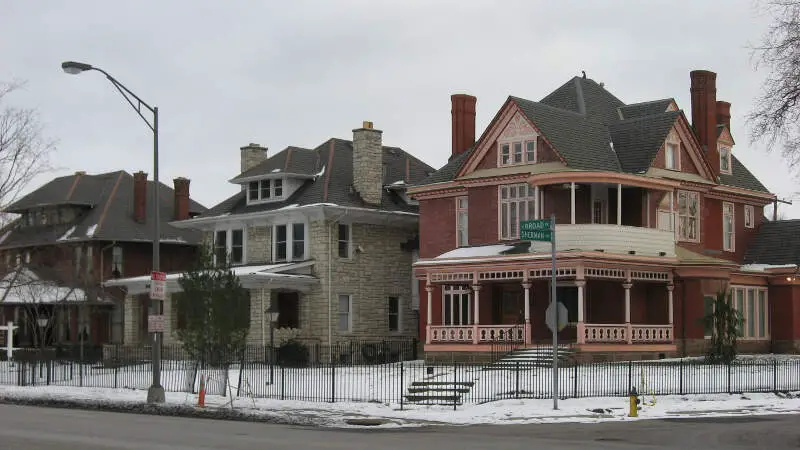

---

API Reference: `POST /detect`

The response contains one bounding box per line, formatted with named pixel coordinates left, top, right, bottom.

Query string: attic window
left=665, top=143, right=678, bottom=170
left=498, top=139, right=537, bottom=167
left=247, top=178, right=285, bottom=203
left=720, top=147, right=732, bottom=175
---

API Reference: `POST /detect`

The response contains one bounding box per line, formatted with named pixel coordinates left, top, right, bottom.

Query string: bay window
left=456, top=196, right=468, bottom=247
left=273, top=222, right=307, bottom=262
left=500, top=184, right=536, bottom=240
left=723, top=202, right=735, bottom=252
left=248, top=178, right=285, bottom=203
left=443, top=285, right=472, bottom=326
left=676, top=190, right=699, bottom=242
left=214, top=229, right=245, bottom=265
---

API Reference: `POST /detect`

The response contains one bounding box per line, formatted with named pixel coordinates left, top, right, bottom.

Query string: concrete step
left=407, top=386, right=472, bottom=394
left=410, top=381, right=475, bottom=387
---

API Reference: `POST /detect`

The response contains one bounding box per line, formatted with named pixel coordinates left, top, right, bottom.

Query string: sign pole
left=550, top=214, right=558, bottom=410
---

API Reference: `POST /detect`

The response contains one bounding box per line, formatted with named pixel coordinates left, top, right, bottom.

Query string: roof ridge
left=510, top=96, right=586, bottom=118
left=622, top=98, right=675, bottom=108
left=612, top=110, right=681, bottom=125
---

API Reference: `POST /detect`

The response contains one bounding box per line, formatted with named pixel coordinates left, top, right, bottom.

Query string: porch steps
left=403, top=381, right=475, bottom=406
left=484, top=346, right=575, bottom=370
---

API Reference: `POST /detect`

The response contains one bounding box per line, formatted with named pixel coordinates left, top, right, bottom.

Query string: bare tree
left=0, top=81, right=56, bottom=225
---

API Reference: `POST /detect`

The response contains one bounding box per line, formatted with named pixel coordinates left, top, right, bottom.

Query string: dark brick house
left=409, top=70, right=800, bottom=362
left=0, top=170, right=206, bottom=348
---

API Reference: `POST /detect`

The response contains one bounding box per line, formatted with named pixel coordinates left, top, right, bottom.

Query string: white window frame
left=213, top=228, right=246, bottom=266
left=722, top=202, right=735, bottom=252
left=112, top=246, right=124, bottom=276
left=744, top=205, right=755, bottom=229
left=676, top=190, right=700, bottom=242
left=337, top=223, right=352, bottom=259
left=497, top=137, right=538, bottom=167
left=247, top=177, right=286, bottom=204
left=719, top=146, right=732, bottom=175
left=388, top=296, right=401, bottom=332
left=730, top=286, right=769, bottom=340
left=338, top=294, right=353, bottom=332
left=456, top=196, right=468, bottom=247
left=499, top=184, right=536, bottom=240
left=442, top=285, right=472, bottom=326
left=272, top=221, right=309, bottom=262
left=664, top=131, right=681, bottom=170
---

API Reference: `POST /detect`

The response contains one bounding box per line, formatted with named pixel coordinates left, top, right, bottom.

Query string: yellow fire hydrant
left=628, top=387, right=640, bottom=417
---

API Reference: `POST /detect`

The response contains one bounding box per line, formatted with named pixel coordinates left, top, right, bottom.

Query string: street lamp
left=265, top=310, right=280, bottom=385
left=61, top=60, right=164, bottom=404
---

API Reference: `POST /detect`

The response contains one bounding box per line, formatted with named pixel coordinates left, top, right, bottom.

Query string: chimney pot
left=133, top=171, right=148, bottom=223
left=716, top=100, right=731, bottom=130
left=74, top=171, right=86, bottom=176
left=362, top=121, right=373, bottom=129
left=451, top=94, right=477, bottom=160
left=173, top=177, right=191, bottom=221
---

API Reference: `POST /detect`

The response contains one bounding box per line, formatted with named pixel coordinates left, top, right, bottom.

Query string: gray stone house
left=106, top=122, right=434, bottom=356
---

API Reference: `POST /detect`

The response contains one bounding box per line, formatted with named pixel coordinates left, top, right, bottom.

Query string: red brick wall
left=418, top=197, right=456, bottom=259
left=476, top=144, right=497, bottom=170
left=770, top=285, right=796, bottom=341
left=537, top=138, right=561, bottom=163
left=468, top=186, right=498, bottom=246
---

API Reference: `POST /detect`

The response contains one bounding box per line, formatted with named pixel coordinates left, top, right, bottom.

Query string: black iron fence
left=1, top=345, right=798, bottom=409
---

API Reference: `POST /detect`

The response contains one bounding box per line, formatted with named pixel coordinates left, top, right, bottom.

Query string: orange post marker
left=198, top=375, right=206, bottom=408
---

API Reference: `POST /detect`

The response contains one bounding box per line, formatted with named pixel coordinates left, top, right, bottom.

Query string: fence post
left=726, top=361, right=731, bottom=394
left=330, top=358, right=336, bottom=403
left=114, top=362, right=119, bottom=389
left=453, top=362, right=457, bottom=411
left=46, top=360, right=51, bottom=386
left=573, top=362, right=578, bottom=398
left=400, top=361, right=405, bottom=410
left=79, top=359, right=83, bottom=387
left=280, top=364, right=285, bottom=400
left=515, top=361, right=520, bottom=399
left=773, top=359, right=778, bottom=392
left=627, top=360, right=632, bottom=394
left=679, top=358, right=683, bottom=395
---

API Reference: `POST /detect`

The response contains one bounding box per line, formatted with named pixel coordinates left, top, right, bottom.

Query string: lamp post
left=61, top=61, right=164, bottom=403
left=265, top=311, right=279, bottom=384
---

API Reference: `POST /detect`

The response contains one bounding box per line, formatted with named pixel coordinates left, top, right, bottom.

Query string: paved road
left=0, top=405, right=798, bottom=449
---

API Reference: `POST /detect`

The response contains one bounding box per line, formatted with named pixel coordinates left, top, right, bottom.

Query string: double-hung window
left=744, top=205, right=754, bottom=229
left=456, top=196, right=468, bottom=247
left=499, top=139, right=537, bottom=166
left=214, top=229, right=245, bottom=265
left=665, top=142, right=679, bottom=170
left=338, top=294, right=352, bottom=332
left=723, top=202, right=735, bottom=252
left=719, top=147, right=732, bottom=174
left=388, top=297, right=400, bottom=332
left=730, top=286, right=768, bottom=339
left=338, top=224, right=351, bottom=258
left=273, top=222, right=306, bottom=262
left=248, top=178, right=285, bottom=203
left=676, top=190, right=700, bottom=242
left=500, top=184, right=536, bottom=240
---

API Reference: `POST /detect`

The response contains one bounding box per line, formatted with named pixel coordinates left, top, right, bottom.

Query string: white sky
left=1, top=0, right=797, bottom=218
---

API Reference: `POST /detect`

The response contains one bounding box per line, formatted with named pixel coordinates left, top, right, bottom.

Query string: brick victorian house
left=106, top=123, right=434, bottom=356
left=0, top=170, right=206, bottom=348
left=409, top=70, right=800, bottom=362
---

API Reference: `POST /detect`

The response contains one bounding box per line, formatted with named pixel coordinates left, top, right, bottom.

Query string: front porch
left=422, top=265, right=676, bottom=354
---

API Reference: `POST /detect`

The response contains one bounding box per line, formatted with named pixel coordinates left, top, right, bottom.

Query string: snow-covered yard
left=1, top=356, right=799, bottom=406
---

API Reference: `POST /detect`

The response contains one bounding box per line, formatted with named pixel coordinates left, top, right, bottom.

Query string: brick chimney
left=451, top=94, right=476, bottom=160
left=716, top=100, right=731, bottom=130
left=133, top=171, right=148, bottom=223
left=173, top=177, right=190, bottom=221
left=352, top=121, right=383, bottom=205
left=690, top=70, right=719, bottom=177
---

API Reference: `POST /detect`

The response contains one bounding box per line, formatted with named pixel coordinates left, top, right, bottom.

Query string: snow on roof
left=435, top=244, right=522, bottom=259
left=105, top=263, right=299, bottom=285
left=271, top=168, right=281, bottom=173
left=86, top=224, right=98, bottom=237
left=739, top=263, right=798, bottom=273
left=0, top=268, right=96, bottom=304
left=58, top=226, right=77, bottom=241
left=0, top=231, right=10, bottom=245
left=314, top=165, right=326, bottom=178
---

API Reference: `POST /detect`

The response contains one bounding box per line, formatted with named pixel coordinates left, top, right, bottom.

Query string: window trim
left=663, top=131, right=681, bottom=171
left=676, top=190, right=700, bottom=243
left=498, top=184, right=536, bottom=240
left=388, top=296, right=401, bottom=332
left=337, top=223, right=352, bottom=259
left=337, top=294, right=353, bottom=333
left=722, top=202, right=735, bottom=252
left=213, top=227, right=247, bottom=266
left=719, top=146, right=732, bottom=175
left=456, top=196, right=469, bottom=248
left=730, top=285, right=769, bottom=340
left=272, top=221, right=309, bottom=262
left=497, top=137, right=538, bottom=167
left=744, top=205, right=755, bottom=229
left=442, top=285, right=472, bottom=326
left=246, top=177, right=287, bottom=204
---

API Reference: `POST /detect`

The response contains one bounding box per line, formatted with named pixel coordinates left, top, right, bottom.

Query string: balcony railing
left=529, top=224, right=675, bottom=258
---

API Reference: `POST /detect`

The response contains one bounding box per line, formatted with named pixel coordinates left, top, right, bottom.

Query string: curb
left=0, top=396, right=325, bottom=427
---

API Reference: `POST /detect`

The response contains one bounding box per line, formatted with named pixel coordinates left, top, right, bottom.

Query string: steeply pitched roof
left=744, top=220, right=800, bottom=265
left=205, top=138, right=434, bottom=217
left=231, top=146, right=318, bottom=181
left=412, top=146, right=475, bottom=187
left=0, top=171, right=208, bottom=249
left=416, top=75, right=770, bottom=196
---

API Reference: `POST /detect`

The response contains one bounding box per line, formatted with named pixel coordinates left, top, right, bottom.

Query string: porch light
left=37, top=318, right=49, bottom=327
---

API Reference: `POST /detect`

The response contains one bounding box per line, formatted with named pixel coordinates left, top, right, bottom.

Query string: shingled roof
left=205, top=138, right=435, bottom=217
left=0, top=171, right=208, bottom=249
left=744, top=220, right=800, bottom=265
left=418, top=75, right=770, bottom=195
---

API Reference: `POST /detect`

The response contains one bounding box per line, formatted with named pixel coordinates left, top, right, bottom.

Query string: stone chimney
left=133, top=171, right=148, bottom=223
left=352, top=121, right=383, bottom=205
left=451, top=94, right=477, bottom=160
left=240, top=143, right=268, bottom=191
left=716, top=100, right=731, bottom=130
left=690, top=70, right=719, bottom=177
left=173, top=177, right=190, bottom=221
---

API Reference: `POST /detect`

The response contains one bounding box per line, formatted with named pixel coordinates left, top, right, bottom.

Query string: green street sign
left=520, top=229, right=552, bottom=242
left=520, top=219, right=551, bottom=232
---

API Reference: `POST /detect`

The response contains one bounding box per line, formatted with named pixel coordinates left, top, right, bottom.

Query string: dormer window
left=665, top=143, right=678, bottom=170
left=499, top=139, right=537, bottom=166
left=248, top=178, right=285, bottom=203
left=720, top=147, right=732, bottom=175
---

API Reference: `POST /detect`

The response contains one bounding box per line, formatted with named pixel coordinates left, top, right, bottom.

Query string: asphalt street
left=0, top=405, right=798, bottom=449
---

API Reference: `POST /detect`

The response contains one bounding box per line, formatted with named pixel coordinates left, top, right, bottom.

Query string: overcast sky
left=2, top=0, right=797, bottom=217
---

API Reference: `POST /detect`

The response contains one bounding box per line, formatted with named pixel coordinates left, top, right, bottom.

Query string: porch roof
left=0, top=267, right=114, bottom=305
left=103, top=261, right=319, bottom=295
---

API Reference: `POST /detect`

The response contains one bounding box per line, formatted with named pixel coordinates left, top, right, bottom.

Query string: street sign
left=545, top=301, right=569, bottom=332
left=520, top=219, right=553, bottom=242
left=150, top=271, right=167, bottom=300
left=148, top=315, right=165, bottom=333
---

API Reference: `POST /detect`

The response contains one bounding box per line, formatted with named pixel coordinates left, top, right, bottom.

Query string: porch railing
left=427, top=325, right=526, bottom=344
left=580, top=323, right=673, bottom=344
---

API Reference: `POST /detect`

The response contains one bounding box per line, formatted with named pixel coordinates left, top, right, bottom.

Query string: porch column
left=667, top=283, right=674, bottom=325
left=570, top=182, right=576, bottom=224
left=617, top=183, right=622, bottom=225
left=425, top=285, right=433, bottom=344
left=623, top=282, right=632, bottom=344
left=523, top=281, right=532, bottom=344
left=534, top=185, right=540, bottom=220
left=576, top=280, right=586, bottom=344
left=472, top=284, right=481, bottom=344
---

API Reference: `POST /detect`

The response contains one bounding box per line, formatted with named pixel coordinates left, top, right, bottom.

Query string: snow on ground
left=0, top=384, right=798, bottom=427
